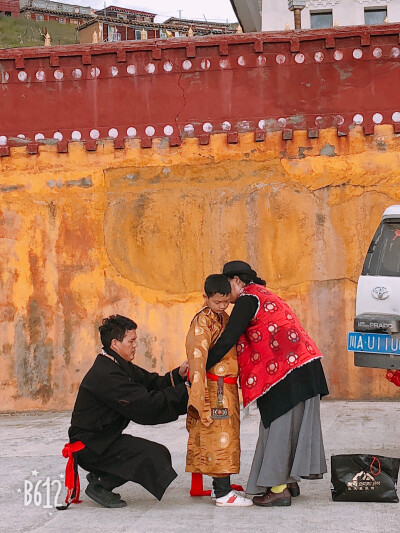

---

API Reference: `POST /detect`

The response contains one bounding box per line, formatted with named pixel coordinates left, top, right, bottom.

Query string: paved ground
left=1, top=401, right=399, bottom=533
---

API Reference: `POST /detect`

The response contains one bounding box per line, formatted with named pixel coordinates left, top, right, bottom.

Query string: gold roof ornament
left=140, top=28, right=147, bottom=39
left=284, top=23, right=290, bottom=30
left=333, top=20, right=339, bottom=27
left=44, top=32, right=51, bottom=46
left=92, top=30, right=98, bottom=43
left=188, top=26, right=194, bottom=37
left=384, top=16, right=389, bottom=24
left=236, top=24, right=243, bottom=34
left=166, top=30, right=173, bottom=38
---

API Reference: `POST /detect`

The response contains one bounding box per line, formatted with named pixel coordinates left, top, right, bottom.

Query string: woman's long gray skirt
left=246, top=395, right=327, bottom=494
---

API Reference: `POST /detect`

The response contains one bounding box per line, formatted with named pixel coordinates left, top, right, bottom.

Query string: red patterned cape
left=237, top=284, right=322, bottom=407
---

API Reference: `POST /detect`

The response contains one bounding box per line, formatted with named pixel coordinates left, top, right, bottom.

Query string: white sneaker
left=215, top=490, right=253, bottom=507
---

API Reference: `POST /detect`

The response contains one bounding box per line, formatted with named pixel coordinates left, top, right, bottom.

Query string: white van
left=348, top=205, right=400, bottom=370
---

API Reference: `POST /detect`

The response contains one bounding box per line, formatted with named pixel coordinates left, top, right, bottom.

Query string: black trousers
left=77, top=434, right=177, bottom=501
left=212, top=476, right=231, bottom=498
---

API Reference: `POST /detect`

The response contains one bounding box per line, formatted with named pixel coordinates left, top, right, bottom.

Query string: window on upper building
left=364, top=7, right=387, bottom=25
left=36, top=14, right=43, bottom=21
left=59, top=17, right=65, bottom=23
left=310, top=10, right=333, bottom=29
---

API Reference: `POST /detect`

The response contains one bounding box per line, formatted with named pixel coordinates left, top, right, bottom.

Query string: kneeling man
left=67, top=315, right=188, bottom=508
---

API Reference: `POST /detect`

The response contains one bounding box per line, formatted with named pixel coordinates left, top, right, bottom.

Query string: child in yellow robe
left=185, top=274, right=252, bottom=507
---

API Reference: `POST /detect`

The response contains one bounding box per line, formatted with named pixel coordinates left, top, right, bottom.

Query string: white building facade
left=262, top=0, right=400, bottom=31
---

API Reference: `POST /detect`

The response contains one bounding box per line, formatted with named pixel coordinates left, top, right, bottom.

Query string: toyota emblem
left=371, top=286, right=390, bottom=300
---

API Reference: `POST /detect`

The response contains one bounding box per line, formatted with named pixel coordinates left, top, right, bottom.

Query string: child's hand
left=187, top=405, right=200, bottom=420
left=179, top=360, right=189, bottom=378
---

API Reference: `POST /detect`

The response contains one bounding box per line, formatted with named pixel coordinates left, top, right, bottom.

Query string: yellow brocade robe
left=185, top=307, right=240, bottom=476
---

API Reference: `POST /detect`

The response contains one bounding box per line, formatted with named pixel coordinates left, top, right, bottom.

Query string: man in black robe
left=68, top=314, right=189, bottom=508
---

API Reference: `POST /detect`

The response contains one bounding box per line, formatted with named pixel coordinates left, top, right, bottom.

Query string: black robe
left=68, top=350, right=188, bottom=500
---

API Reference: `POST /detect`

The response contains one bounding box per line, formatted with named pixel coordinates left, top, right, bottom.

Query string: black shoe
left=85, top=483, right=127, bottom=508
left=301, top=474, right=323, bottom=480
left=86, top=472, right=121, bottom=499
left=287, top=482, right=300, bottom=497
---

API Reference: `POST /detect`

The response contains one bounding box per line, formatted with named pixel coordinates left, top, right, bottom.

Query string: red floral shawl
left=237, top=284, right=322, bottom=407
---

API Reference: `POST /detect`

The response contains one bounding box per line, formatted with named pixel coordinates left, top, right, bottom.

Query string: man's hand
left=179, top=360, right=189, bottom=379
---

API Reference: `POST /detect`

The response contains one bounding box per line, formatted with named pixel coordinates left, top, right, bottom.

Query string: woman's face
left=228, top=276, right=245, bottom=303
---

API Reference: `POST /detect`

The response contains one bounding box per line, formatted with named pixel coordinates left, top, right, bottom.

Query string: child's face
left=204, top=293, right=231, bottom=314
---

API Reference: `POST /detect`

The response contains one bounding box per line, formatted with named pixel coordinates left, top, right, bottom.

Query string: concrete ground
left=1, top=401, right=399, bottom=533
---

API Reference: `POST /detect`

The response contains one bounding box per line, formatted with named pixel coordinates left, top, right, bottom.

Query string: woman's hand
left=179, top=360, right=189, bottom=378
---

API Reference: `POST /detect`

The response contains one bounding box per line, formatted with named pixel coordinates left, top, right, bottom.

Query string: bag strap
left=370, top=456, right=381, bottom=476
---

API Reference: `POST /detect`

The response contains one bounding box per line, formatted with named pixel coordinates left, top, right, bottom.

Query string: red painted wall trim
left=1, top=25, right=400, bottom=153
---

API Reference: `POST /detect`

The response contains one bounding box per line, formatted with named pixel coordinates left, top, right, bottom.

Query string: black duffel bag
left=331, top=454, right=399, bottom=503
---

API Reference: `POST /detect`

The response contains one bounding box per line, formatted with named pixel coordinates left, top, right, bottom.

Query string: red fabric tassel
left=385, top=370, right=400, bottom=387
left=61, top=441, right=85, bottom=504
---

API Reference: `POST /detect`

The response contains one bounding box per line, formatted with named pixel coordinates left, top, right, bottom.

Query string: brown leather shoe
left=287, top=482, right=300, bottom=497
left=253, top=488, right=291, bottom=507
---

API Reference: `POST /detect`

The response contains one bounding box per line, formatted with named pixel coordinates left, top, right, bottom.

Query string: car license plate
left=347, top=332, right=400, bottom=355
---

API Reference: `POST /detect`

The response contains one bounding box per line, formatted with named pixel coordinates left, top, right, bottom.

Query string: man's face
left=111, top=329, right=137, bottom=362
left=204, top=293, right=231, bottom=314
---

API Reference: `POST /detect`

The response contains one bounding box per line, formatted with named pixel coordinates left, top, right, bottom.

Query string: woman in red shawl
left=206, top=261, right=329, bottom=507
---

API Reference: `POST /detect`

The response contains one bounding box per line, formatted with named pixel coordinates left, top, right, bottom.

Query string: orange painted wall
left=1, top=126, right=399, bottom=411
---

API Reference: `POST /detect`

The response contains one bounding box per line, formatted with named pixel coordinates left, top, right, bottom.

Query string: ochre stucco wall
left=1, top=126, right=399, bottom=410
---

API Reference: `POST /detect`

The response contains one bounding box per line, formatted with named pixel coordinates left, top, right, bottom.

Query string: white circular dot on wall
left=36, top=70, right=45, bottom=81
left=164, top=125, right=173, bottom=136
left=373, top=47, right=383, bottom=59
left=111, top=66, right=118, bottom=77
left=238, top=120, right=250, bottom=131
left=258, top=120, right=266, bottom=130
left=17, top=134, right=25, bottom=139
left=0, top=136, right=7, bottom=146
left=72, top=69, right=82, bottom=79
left=145, top=63, right=156, bottom=74
left=373, top=113, right=383, bottom=124
left=237, top=56, right=246, bottom=66
left=203, top=122, right=213, bottom=133
left=54, top=69, right=64, bottom=80
left=108, top=128, right=118, bottom=138
left=257, top=55, right=267, bottom=66
left=3, top=72, right=9, bottom=82
left=335, top=115, right=345, bottom=126
left=127, top=127, right=137, bottom=137
left=278, top=117, right=287, bottom=128
left=222, top=121, right=231, bottom=131
left=353, top=49, right=363, bottom=60
left=184, top=124, right=194, bottom=134
left=35, top=133, right=45, bottom=141
left=353, top=114, right=364, bottom=125
left=127, top=64, right=136, bottom=75
left=91, top=67, right=100, bottom=78
left=392, top=112, right=400, bottom=122
left=145, top=126, right=155, bottom=137
left=334, top=50, right=343, bottom=61
left=201, top=59, right=211, bottom=70
left=163, top=61, right=173, bottom=72
left=315, top=116, right=324, bottom=126
left=295, top=53, right=305, bottom=64
left=18, top=71, right=27, bottom=82
left=53, top=132, right=63, bottom=141
left=276, top=54, right=286, bottom=64
left=391, top=47, right=400, bottom=58
left=90, top=129, right=100, bottom=139
left=182, top=60, right=192, bottom=71
left=71, top=130, right=82, bottom=141
left=219, top=59, right=229, bottom=69
left=314, top=52, right=324, bottom=62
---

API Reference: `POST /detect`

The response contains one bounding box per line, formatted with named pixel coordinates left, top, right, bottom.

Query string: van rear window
left=362, top=221, right=400, bottom=276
